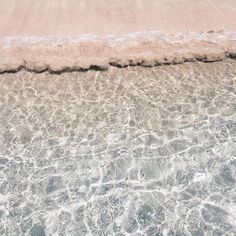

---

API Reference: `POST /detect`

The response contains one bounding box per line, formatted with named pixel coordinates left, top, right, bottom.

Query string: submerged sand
left=0, top=60, right=235, bottom=235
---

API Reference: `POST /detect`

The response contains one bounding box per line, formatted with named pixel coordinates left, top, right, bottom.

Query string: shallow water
left=0, top=60, right=236, bottom=235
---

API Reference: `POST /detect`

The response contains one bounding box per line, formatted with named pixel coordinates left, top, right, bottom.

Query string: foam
left=1, top=31, right=236, bottom=73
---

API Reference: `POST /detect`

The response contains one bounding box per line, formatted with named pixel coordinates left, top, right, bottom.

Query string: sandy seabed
left=0, top=60, right=235, bottom=235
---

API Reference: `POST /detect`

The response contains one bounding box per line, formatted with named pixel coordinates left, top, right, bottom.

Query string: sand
left=0, top=31, right=236, bottom=73
left=1, top=0, right=236, bottom=37
left=0, top=0, right=236, bottom=72
left=1, top=1, right=236, bottom=235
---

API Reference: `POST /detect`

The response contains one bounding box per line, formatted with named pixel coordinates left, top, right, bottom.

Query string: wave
left=1, top=31, right=236, bottom=73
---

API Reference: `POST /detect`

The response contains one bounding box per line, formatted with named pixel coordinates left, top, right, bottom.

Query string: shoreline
left=0, top=31, right=236, bottom=74
left=1, top=31, right=236, bottom=74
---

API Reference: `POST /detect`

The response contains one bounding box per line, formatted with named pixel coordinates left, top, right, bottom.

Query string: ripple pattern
left=0, top=60, right=235, bottom=235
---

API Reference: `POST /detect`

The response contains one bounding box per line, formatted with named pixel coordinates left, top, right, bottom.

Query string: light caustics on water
left=0, top=60, right=236, bottom=235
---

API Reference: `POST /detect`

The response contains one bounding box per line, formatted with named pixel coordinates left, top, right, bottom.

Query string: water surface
left=0, top=60, right=235, bottom=235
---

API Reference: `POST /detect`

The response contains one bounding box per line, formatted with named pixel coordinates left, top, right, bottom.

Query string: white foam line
left=1, top=31, right=236, bottom=49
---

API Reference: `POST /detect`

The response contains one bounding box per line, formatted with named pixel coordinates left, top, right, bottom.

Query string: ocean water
left=0, top=60, right=235, bottom=235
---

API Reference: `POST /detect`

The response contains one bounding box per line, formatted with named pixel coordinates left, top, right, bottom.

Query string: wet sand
left=0, top=60, right=235, bottom=235
left=1, top=0, right=236, bottom=37
left=1, top=31, right=236, bottom=73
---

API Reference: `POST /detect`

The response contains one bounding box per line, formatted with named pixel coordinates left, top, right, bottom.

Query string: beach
left=0, top=0, right=236, bottom=235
